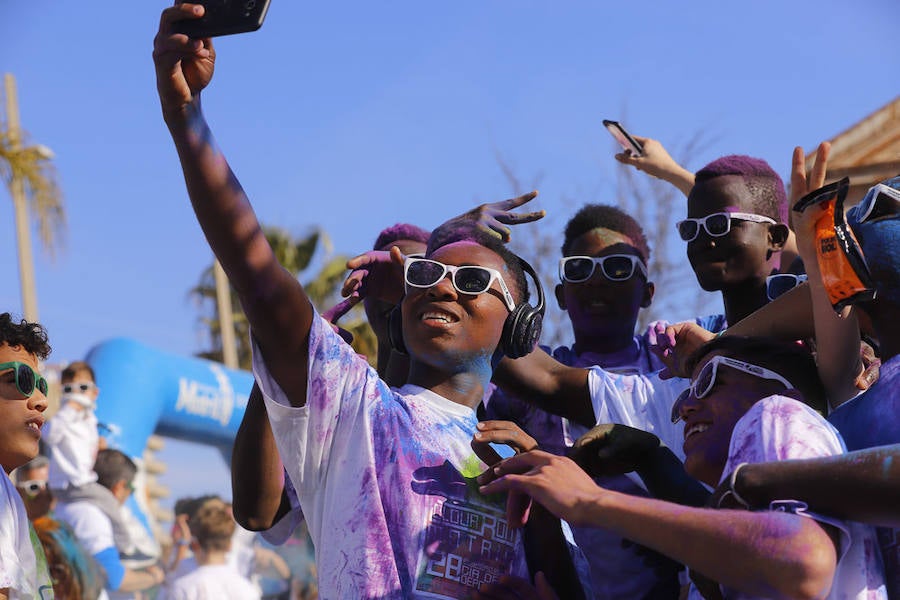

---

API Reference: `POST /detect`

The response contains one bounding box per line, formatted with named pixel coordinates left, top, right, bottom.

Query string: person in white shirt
left=56, top=449, right=164, bottom=596
left=44, top=361, right=102, bottom=495
left=0, top=312, right=55, bottom=599
left=482, top=336, right=888, bottom=599
left=164, top=499, right=260, bottom=600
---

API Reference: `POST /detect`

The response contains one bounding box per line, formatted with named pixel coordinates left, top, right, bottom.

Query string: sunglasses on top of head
left=0, top=362, right=49, bottom=399
left=671, top=355, right=795, bottom=423
left=851, top=180, right=900, bottom=224
left=676, top=212, right=776, bottom=242
left=558, top=254, right=648, bottom=283
left=403, top=257, right=517, bottom=312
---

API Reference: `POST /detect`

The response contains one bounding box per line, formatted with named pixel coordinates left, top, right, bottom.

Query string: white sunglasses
left=852, top=181, right=900, bottom=224
left=558, top=254, right=648, bottom=283
left=676, top=212, right=776, bottom=242
left=671, top=355, right=794, bottom=423
left=403, top=257, right=516, bottom=312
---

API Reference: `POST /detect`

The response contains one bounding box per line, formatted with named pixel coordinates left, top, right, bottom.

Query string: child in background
left=44, top=361, right=102, bottom=497
left=165, top=499, right=260, bottom=600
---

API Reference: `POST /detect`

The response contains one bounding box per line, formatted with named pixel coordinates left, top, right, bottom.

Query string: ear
left=111, top=479, right=128, bottom=498
left=640, top=281, right=655, bottom=309
left=554, top=284, right=567, bottom=311
left=768, top=224, right=790, bottom=251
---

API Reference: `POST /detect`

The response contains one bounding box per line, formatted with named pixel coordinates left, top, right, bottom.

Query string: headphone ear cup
left=388, top=306, right=407, bottom=355
left=501, top=303, right=543, bottom=359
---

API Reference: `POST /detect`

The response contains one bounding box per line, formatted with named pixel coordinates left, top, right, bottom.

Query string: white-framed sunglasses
left=558, top=254, right=648, bottom=283
left=403, top=257, right=516, bottom=312
left=62, top=382, right=96, bottom=394
left=766, top=273, right=808, bottom=302
left=17, top=479, right=47, bottom=498
left=851, top=180, right=900, bottom=224
left=671, top=355, right=795, bottom=423
left=676, top=212, right=777, bottom=242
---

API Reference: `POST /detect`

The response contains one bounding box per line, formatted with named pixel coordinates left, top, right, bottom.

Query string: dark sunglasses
left=676, top=212, right=776, bottom=242
left=0, top=362, right=49, bottom=398
left=766, top=274, right=808, bottom=302
left=62, top=382, right=95, bottom=394
left=403, top=257, right=516, bottom=312
left=558, top=254, right=648, bottom=283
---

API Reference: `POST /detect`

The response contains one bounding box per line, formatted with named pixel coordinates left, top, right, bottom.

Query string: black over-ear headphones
left=388, top=256, right=545, bottom=360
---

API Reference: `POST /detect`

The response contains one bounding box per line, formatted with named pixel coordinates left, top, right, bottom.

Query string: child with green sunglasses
left=0, top=312, right=54, bottom=598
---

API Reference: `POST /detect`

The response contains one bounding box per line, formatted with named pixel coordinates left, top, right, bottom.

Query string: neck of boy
left=573, top=326, right=638, bottom=357
left=196, top=548, right=228, bottom=567
left=406, top=364, right=488, bottom=410
left=721, top=278, right=769, bottom=325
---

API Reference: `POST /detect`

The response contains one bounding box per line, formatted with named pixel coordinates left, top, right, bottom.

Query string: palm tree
left=1, top=73, right=65, bottom=321
left=191, top=225, right=377, bottom=370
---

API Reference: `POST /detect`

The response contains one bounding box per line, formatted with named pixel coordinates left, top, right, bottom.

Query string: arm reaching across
left=570, top=424, right=709, bottom=507
left=480, top=451, right=838, bottom=600
left=716, top=445, right=900, bottom=528
left=154, top=4, right=312, bottom=405
left=492, top=351, right=594, bottom=427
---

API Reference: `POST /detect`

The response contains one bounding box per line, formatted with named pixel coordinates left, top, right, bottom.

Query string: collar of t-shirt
left=396, top=384, right=478, bottom=419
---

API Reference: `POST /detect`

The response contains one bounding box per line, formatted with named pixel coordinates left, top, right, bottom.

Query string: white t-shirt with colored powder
left=689, top=395, right=887, bottom=599
left=0, top=471, right=54, bottom=598
left=252, top=312, right=530, bottom=599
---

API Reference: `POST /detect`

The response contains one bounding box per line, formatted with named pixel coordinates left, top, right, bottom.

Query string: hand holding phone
left=173, top=0, right=272, bottom=39
left=603, top=120, right=644, bottom=157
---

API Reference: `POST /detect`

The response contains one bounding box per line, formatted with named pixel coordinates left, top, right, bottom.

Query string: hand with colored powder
left=446, top=190, right=545, bottom=243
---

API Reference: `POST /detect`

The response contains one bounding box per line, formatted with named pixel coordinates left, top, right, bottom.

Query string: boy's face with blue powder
left=400, top=240, right=515, bottom=374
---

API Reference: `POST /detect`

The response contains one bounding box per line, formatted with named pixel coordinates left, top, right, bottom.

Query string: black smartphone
left=602, top=120, right=643, bottom=157
left=173, top=0, right=272, bottom=38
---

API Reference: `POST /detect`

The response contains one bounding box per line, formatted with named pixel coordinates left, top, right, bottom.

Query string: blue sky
left=2, top=1, right=898, bottom=510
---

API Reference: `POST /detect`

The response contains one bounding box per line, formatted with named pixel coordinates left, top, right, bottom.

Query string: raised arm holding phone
left=154, top=8, right=586, bottom=597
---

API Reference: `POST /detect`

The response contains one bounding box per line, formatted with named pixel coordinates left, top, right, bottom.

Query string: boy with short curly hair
left=0, top=312, right=54, bottom=599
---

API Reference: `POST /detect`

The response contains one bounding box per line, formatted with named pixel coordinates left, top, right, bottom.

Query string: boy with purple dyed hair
left=695, top=154, right=789, bottom=223
left=618, top=139, right=793, bottom=328
left=685, top=153, right=791, bottom=328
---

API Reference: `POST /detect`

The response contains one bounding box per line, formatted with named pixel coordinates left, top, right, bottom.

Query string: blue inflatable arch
left=86, top=337, right=254, bottom=528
